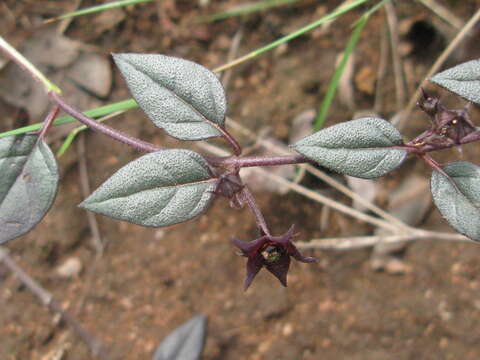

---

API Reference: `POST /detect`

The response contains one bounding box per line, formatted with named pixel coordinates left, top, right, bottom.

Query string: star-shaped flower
left=231, top=225, right=316, bottom=289
left=418, top=88, right=475, bottom=144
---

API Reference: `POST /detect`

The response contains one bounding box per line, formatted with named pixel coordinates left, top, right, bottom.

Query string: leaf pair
left=2, top=55, right=227, bottom=241
left=79, top=55, right=228, bottom=229
left=291, top=59, right=480, bottom=241
left=84, top=55, right=480, bottom=244
left=428, top=60, right=480, bottom=241
left=292, top=116, right=480, bottom=242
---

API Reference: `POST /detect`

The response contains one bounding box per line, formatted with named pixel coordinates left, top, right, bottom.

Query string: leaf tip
left=111, top=52, right=126, bottom=64
left=78, top=198, right=92, bottom=211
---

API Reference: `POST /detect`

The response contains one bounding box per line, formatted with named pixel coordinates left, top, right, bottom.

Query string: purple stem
left=209, top=154, right=309, bottom=168
left=419, top=153, right=460, bottom=192
left=38, top=105, right=59, bottom=140
left=221, top=127, right=242, bottom=156
left=50, top=91, right=164, bottom=153
left=241, top=186, right=271, bottom=236
left=51, top=91, right=480, bottom=170
left=458, top=129, right=480, bottom=145
left=406, top=128, right=480, bottom=154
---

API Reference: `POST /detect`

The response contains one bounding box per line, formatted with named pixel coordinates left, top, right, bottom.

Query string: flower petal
left=265, top=254, right=290, bottom=287
left=245, top=255, right=264, bottom=290
left=287, top=243, right=317, bottom=263
left=231, top=236, right=268, bottom=256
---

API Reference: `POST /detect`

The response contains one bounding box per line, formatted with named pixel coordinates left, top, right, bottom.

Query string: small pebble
left=56, top=257, right=82, bottom=279
left=155, top=229, right=166, bottom=240
left=282, top=323, right=293, bottom=336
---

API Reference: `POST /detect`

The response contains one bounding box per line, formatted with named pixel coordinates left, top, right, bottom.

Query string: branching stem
left=214, top=122, right=242, bottom=156
left=38, top=105, right=60, bottom=140
left=405, top=128, right=480, bottom=154
left=0, top=247, right=111, bottom=360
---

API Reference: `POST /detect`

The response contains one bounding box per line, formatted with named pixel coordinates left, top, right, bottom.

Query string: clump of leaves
left=2, top=50, right=480, bottom=289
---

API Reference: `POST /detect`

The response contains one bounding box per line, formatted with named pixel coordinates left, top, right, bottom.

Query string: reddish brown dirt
left=2, top=1, right=480, bottom=359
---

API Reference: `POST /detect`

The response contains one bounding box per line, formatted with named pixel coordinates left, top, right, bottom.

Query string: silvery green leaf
left=113, top=53, right=226, bottom=141
left=80, top=149, right=217, bottom=227
left=431, top=161, right=480, bottom=241
left=153, top=314, right=207, bottom=360
left=0, top=134, right=59, bottom=244
left=430, top=59, right=480, bottom=104
left=292, top=117, right=407, bottom=179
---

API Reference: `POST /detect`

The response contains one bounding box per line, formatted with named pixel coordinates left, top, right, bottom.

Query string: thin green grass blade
left=0, top=99, right=137, bottom=139
left=2, top=0, right=371, bottom=141
left=314, top=16, right=368, bottom=131
left=214, top=0, right=371, bottom=72
left=199, top=0, right=299, bottom=23
left=314, top=0, right=389, bottom=130
left=45, top=0, right=154, bottom=23
left=57, top=128, right=81, bottom=157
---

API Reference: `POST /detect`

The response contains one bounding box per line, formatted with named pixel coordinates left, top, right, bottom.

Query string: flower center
left=261, top=245, right=282, bottom=264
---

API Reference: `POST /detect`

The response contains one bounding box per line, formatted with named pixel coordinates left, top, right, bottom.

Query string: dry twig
left=296, top=230, right=470, bottom=250
left=397, top=8, right=480, bottom=130
left=74, top=132, right=105, bottom=319
left=56, top=0, right=83, bottom=35
left=374, top=22, right=389, bottom=113
left=385, top=2, right=407, bottom=111
left=221, top=26, right=244, bottom=90
left=77, top=132, right=104, bottom=255
left=417, top=0, right=465, bottom=30
left=0, top=247, right=111, bottom=360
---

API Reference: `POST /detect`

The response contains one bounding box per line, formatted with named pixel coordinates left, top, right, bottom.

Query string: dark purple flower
left=418, top=88, right=475, bottom=144
left=231, top=225, right=316, bottom=289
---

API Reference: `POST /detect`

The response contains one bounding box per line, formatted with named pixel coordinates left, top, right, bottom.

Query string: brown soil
left=2, top=1, right=480, bottom=359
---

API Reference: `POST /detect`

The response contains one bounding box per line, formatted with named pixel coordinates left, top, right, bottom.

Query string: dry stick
left=296, top=230, right=470, bottom=250
left=74, top=133, right=107, bottom=330
left=56, top=0, right=83, bottom=34
left=197, top=142, right=400, bottom=233
left=261, top=170, right=401, bottom=232
left=384, top=2, right=407, bottom=111
left=321, top=0, right=354, bottom=30
left=303, top=164, right=410, bottom=231
left=225, top=118, right=410, bottom=231
left=396, top=8, right=480, bottom=130
left=373, top=22, right=389, bottom=113
left=0, top=247, right=111, bottom=360
left=417, top=0, right=465, bottom=30
left=221, top=26, right=244, bottom=90
left=77, top=133, right=103, bottom=255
